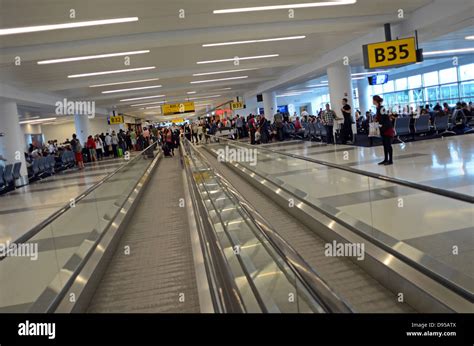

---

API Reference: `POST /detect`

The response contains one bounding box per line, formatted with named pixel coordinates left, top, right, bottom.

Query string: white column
left=0, top=99, right=28, bottom=178
left=74, top=114, right=90, bottom=145
left=327, top=62, right=354, bottom=113
left=327, top=63, right=353, bottom=138
left=263, top=91, right=277, bottom=121
left=356, top=78, right=371, bottom=115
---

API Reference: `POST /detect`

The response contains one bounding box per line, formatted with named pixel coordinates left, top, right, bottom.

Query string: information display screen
left=368, top=74, right=389, bottom=85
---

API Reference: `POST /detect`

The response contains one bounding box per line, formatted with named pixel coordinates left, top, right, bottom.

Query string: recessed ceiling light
left=0, top=17, right=139, bottom=36
left=90, top=78, right=159, bottom=88
left=145, top=106, right=163, bottom=109
left=465, top=36, right=474, bottom=40
left=38, top=50, right=149, bottom=65
left=213, top=1, right=356, bottom=14
left=423, top=48, right=474, bottom=56
left=120, top=94, right=165, bottom=102
left=307, top=84, right=328, bottom=88
left=188, top=95, right=221, bottom=100
left=203, top=36, right=306, bottom=47
left=102, top=85, right=162, bottom=94
left=197, top=54, right=279, bottom=64
left=191, top=76, right=249, bottom=84
left=131, top=101, right=166, bottom=107
left=352, top=77, right=365, bottom=81
left=68, top=66, right=155, bottom=78
left=193, top=68, right=257, bottom=76
left=19, top=117, right=57, bottom=124
left=187, top=91, right=197, bottom=95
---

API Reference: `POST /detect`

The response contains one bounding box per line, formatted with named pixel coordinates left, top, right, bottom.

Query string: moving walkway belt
left=87, top=156, right=200, bottom=313
left=199, top=148, right=415, bottom=313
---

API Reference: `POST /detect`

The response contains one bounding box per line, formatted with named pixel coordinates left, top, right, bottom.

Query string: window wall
left=369, top=63, right=474, bottom=111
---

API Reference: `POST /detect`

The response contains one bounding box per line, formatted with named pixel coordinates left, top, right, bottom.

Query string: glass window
left=459, top=64, right=474, bottom=81
left=395, top=78, right=408, bottom=91
left=439, top=84, right=459, bottom=102
left=372, top=84, right=383, bottom=95
left=423, top=71, right=439, bottom=87
left=383, top=80, right=394, bottom=93
left=425, top=86, right=439, bottom=103
left=460, top=81, right=474, bottom=98
left=408, top=75, right=422, bottom=89
left=439, top=67, right=457, bottom=84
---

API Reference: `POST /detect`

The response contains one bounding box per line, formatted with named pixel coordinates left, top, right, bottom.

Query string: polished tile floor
left=0, top=158, right=127, bottom=244
left=208, top=134, right=474, bottom=292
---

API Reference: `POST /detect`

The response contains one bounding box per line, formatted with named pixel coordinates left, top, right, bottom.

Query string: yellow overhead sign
left=172, top=118, right=185, bottom=124
left=162, top=102, right=195, bottom=115
left=363, top=37, right=418, bottom=69
left=231, top=102, right=244, bottom=110
left=109, top=115, right=124, bottom=125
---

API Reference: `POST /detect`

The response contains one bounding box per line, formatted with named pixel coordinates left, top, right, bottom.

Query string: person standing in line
left=340, top=98, right=354, bottom=144
left=111, top=131, right=119, bottom=158
left=322, top=103, right=337, bottom=144
left=248, top=114, right=257, bottom=145
left=130, top=129, right=137, bottom=151
left=104, top=133, right=112, bottom=157
left=235, top=115, right=244, bottom=139
left=70, top=134, right=84, bottom=170
left=95, top=135, right=104, bottom=161
left=373, top=95, right=394, bottom=166
left=86, top=135, right=97, bottom=162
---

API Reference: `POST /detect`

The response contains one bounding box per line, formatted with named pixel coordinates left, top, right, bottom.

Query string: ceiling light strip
left=191, top=76, right=248, bottom=84
left=213, top=1, right=357, bottom=14
left=90, top=78, right=159, bottom=88
left=68, top=66, right=155, bottom=78
left=102, top=85, right=162, bottom=94
left=193, top=68, right=257, bottom=76
left=0, top=17, right=139, bottom=36
left=197, top=54, right=278, bottom=64
left=120, top=94, right=165, bottom=102
left=38, top=50, right=149, bottom=65
left=203, top=36, right=306, bottom=47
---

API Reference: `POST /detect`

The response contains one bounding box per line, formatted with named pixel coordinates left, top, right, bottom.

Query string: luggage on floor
left=117, top=148, right=123, bottom=157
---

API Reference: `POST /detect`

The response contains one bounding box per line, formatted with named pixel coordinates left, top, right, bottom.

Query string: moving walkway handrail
left=186, top=139, right=353, bottom=313
left=180, top=142, right=247, bottom=313
left=204, top=135, right=474, bottom=301
left=207, top=134, right=473, bottom=204
left=1, top=141, right=158, bottom=254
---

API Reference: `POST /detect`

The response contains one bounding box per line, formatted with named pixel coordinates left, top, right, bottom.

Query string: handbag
left=368, top=122, right=381, bottom=137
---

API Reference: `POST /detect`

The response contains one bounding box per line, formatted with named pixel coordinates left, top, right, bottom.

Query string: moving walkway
left=201, top=135, right=473, bottom=313
left=0, top=141, right=350, bottom=313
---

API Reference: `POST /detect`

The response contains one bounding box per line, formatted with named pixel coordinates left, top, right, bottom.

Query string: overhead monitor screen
left=368, top=74, right=389, bottom=85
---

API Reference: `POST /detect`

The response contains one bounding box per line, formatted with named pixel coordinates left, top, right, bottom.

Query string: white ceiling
left=1, top=0, right=470, bottom=121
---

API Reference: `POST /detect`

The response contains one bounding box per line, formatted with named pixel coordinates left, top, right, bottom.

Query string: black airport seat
left=414, top=115, right=431, bottom=136
left=394, top=117, right=411, bottom=143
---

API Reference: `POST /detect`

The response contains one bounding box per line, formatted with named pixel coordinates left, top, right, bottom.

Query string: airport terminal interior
left=0, top=0, right=473, bottom=315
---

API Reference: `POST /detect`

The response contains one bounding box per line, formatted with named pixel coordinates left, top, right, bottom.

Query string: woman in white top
left=95, top=135, right=104, bottom=160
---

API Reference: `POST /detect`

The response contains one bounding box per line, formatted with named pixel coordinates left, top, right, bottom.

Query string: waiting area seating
left=0, top=150, right=77, bottom=195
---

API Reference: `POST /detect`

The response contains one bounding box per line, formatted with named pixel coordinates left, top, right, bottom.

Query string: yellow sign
left=363, top=37, right=418, bottom=69
left=162, top=102, right=195, bottom=115
left=231, top=102, right=244, bottom=110
left=172, top=118, right=185, bottom=124
left=109, top=115, right=124, bottom=125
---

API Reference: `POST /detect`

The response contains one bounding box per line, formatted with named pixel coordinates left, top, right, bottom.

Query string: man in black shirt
left=340, top=98, right=353, bottom=144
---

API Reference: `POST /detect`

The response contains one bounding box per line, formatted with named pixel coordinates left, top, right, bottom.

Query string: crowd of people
left=22, top=99, right=472, bottom=172
left=25, top=127, right=157, bottom=172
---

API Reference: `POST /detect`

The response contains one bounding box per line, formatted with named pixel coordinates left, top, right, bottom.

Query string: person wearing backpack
left=70, top=134, right=84, bottom=170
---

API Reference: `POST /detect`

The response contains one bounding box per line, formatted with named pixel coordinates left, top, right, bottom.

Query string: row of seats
left=394, top=114, right=454, bottom=142
left=0, top=151, right=77, bottom=196
left=302, top=121, right=328, bottom=142
left=0, top=162, right=22, bottom=194
left=30, top=151, right=76, bottom=181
